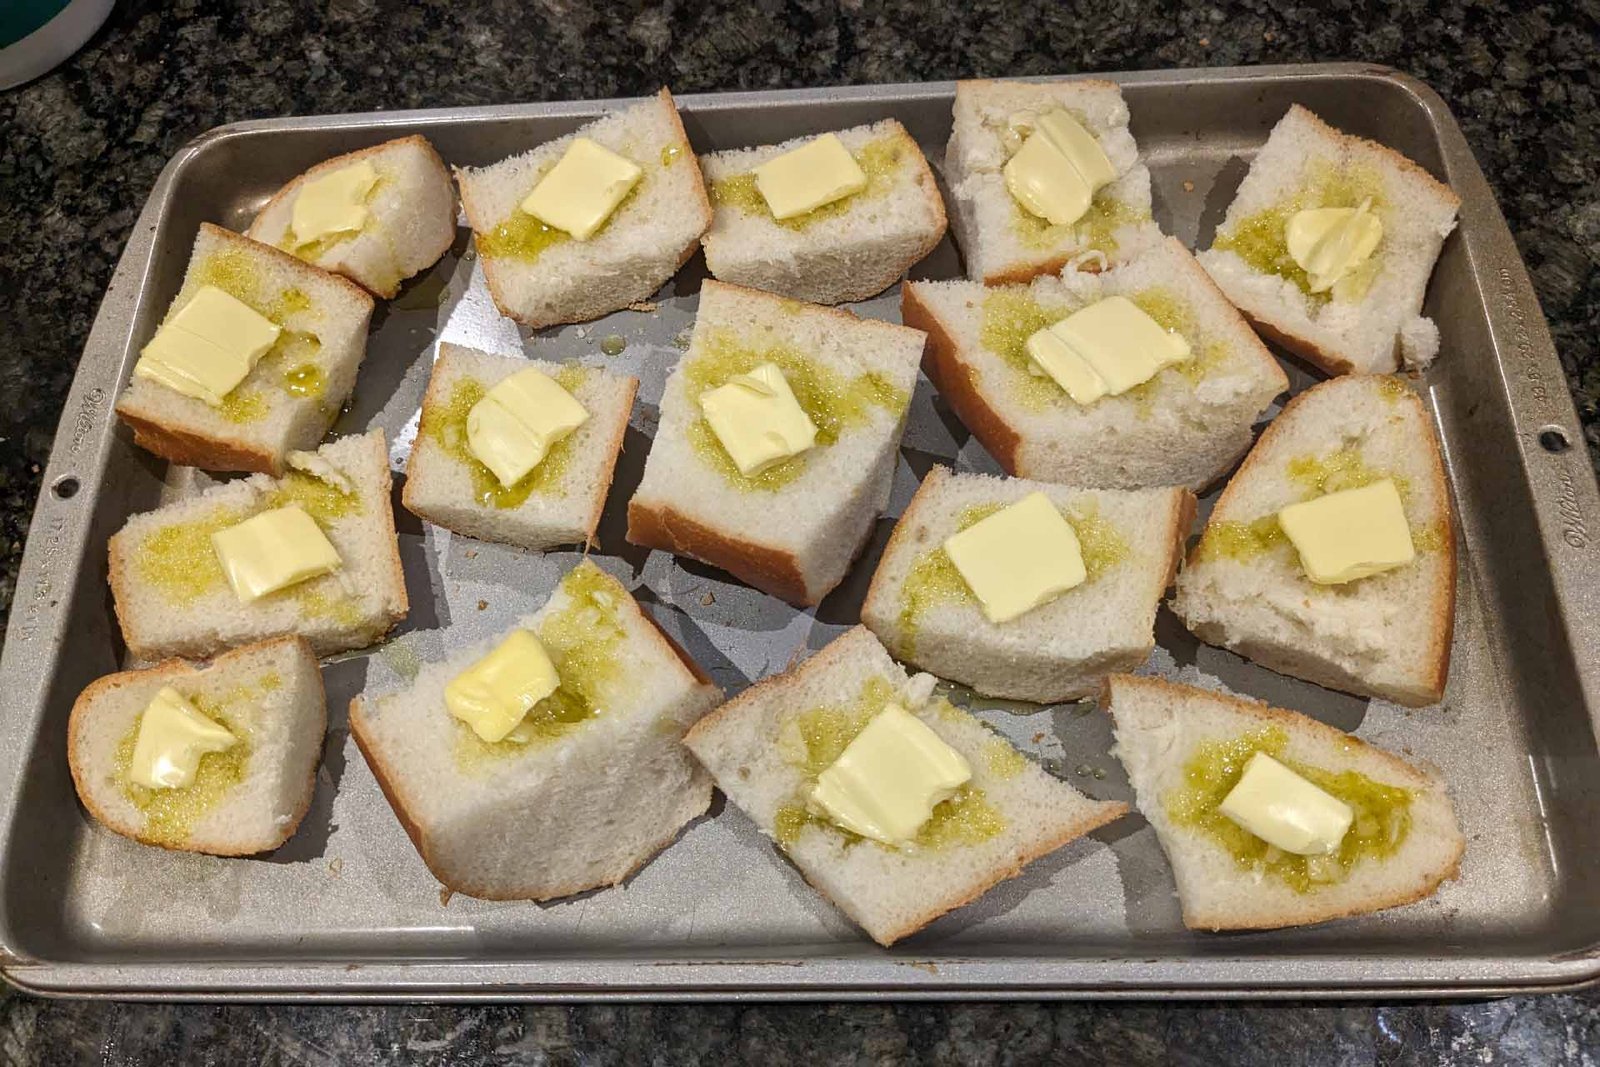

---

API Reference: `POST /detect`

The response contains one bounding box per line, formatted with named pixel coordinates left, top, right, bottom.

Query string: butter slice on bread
left=115, top=224, right=374, bottom=476
left=1106, top=673, right=1464, bottom=930
left=69, top=636, right=326, bottom=857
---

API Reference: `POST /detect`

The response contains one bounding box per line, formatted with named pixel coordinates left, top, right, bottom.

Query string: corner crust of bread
left=626, top=497, right=814, bottom=606
left=871, top=799, right=1129, bottom=947
left=900, top=284, right=1023, bottom=473
left=115, top=400, right=283, bottom=475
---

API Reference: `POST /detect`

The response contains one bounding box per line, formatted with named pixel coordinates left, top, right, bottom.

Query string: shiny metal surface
left=2, top=64, right=1597, bottom=1000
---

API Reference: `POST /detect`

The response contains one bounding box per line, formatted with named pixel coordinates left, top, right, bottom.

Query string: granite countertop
left=1, top=0, right=1597, bottom=1061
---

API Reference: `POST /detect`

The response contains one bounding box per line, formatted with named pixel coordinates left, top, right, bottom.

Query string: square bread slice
left=627, top=280, right=925, bottom=606
left=455, top=88, right=712, bottom=328
left=401, top=342, right=638, bottom=552
left=348, top=560, right=723, bottom=900
left=945, top=78, right=1162, bottom=285
left=247, top=134, right=457, bottom=299
left=114, top=223, right=375, bottom=475
left=903, top=237, right=1289, bottom=491
left=862, top=467, right=1194, bottom=703
left=683, top=626, right=1128, bottom=947
left=698, top=118, right=947, bottom=304
left=108, top=429, right=408, bottom=662
left=68, top=636, right=327, bottom=856
left=1104, top=673, right=1464, bottom=931
left=1171, top=375, right=1456, bottom=707
left=1197, top=105, right=1461, bottom=375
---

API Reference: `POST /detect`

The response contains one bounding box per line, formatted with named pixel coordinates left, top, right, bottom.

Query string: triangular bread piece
left=683, top=627, right=1127, bottom=946
left=1171, top=375, right=1455, bottom=706
left=1105, top=673, right=1464, bottom=931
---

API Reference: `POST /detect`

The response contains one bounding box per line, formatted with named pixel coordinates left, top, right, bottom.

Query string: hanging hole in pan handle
left=1538, top=425, right=1572, bottom=454
left=52, top=475, right=80, bottom=500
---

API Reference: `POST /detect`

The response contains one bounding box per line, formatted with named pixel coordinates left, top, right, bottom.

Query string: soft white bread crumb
left=455, top=88, right=711, bottom=328
left=862, top=467, right=1194, bottom=703
left=902, top=237, right=1289, bottom=491
left=698, top=119, right=947, bottom=304
left=1104, top=673, right=1464, bottom=930
left=68, top=636, right=327, bottom=856
left=627, top=281, right=925, bottom=606
left=247, top=134, right=457, bottom=299
left=401, top=343, right=638, bottom=552
left=114, top=224, right=375, bottom=475
left=1170, top=375, right=1456, bottom=706
left=108, top=430, right=408, bottom=662
left=944, top=78, right=1161, bottom=285
left=683, top=626, right=1127, bottom=946
left=1197, top=105, right=1460, bottom=375
left=348, top=560, right=722, bottom=901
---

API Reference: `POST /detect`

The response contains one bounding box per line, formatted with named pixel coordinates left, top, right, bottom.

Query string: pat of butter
left=127, top=687, right=238, bottom=790
left=1285, top=197, right=1384, bottom=295
left=1002, top=108, right=1115, bottom=227
left=1022, top=296, right=1190, bottom=405
left=520, top=137, right=642, bottom=240
left=1218, top=751, right=1354, bottom=856
left=943, top=491, right=1087, bottom=624
left=133, top=285, right=282, bottom=406
left=211, top=505, right=342, bottom=603
left=290, top=160, right=379, bottom=245
left=809, top=703, right=972, bottom=844
left=444, top=629, right=560, bottom=744
left=752, top=133, right=868, bottom=221
left=699, top=362, right=819, bottom=476
left=1277, top=478, right=1415, bottom=585
left=466, top=368, right=590, bottom=488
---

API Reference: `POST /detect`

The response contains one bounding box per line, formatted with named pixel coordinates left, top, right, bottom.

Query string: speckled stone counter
left=1, top=1, right=1597, bottom=1062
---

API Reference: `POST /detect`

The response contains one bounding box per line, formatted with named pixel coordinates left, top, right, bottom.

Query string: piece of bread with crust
left=455, top=88, right=711, bottom=328
left=247, top=134, right=457, bottom=299
left=114, top=224, right=375, bottom=476
left=862, top=467, right=1194, bottom=703
left=401, top=342, right=637, bottom=552
left=902, top=237, right=1289, bottom=491
left=944, top=78, right=1161, bottom=285
left=1197, top=105, right=1460, bottom=375
left=697, top=119, right=947, bottom=304
left=627, top=280, right=924, bottom=606
left=348, top=560, right=723, bottom=901
left=108, top=430, right=408, bottom=662
left=1104, top=673, right=1465, bottom=931
left=683, top=626, right=1128, bottom=947
left=68, top=636, right=327, bottom=856
left=1171, top=375, right=1456, bottom=707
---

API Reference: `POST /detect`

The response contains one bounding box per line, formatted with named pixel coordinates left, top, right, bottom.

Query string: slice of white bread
left=903, top=237, right=1290, bottom=491
left=401, top=343, right=638, bottom=552
left=683, top=626, right=1128, bottom=947
left=108, top=430, right=408, bottom=662
left=698, top=119, right=947, bottom=305
left=348, top=560, right=723, bottom=901
left=114, top=224, right=375, bottom=475
left=455, top=88, right=712, bottom=328
left=247, top=134, right=457, bottom=299
left=944, top=78, right=1161, bottom=285
left=1197, top=105, right=1460, bottom=375
left=1171, top=375, right=1456, bottom=706
left=68, top=636, right=327, bottom=856
left=627, top=281, right=925, bottom=606
left=1104, top=673, right=1464, bottom=930
left=862, top=467, right=1194, bottom=703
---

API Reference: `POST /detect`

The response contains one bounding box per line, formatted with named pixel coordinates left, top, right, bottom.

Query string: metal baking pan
left=3, top=62, right=1598, bottom=1001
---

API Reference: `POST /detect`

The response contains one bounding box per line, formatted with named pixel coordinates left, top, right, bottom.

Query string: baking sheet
left=2, top=63, right=1599, bottom=1000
